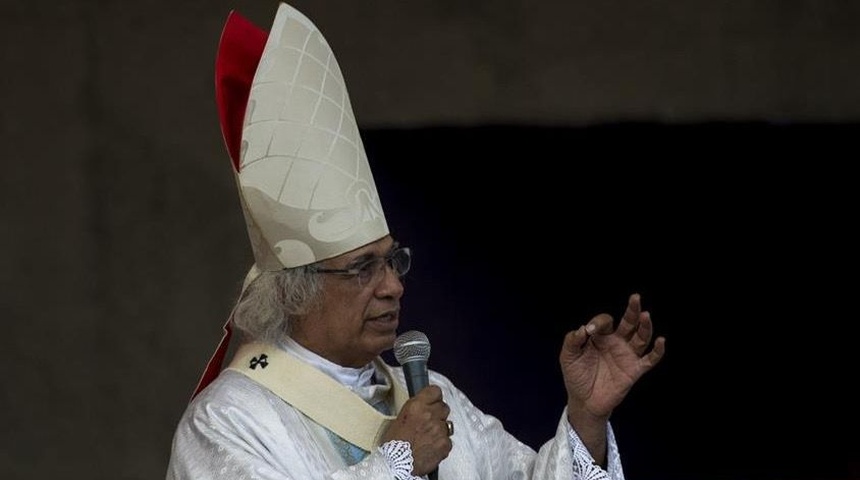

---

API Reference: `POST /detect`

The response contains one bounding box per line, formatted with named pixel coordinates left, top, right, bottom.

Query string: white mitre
left=238, top=2, right=388, bottom=280
left=193, top=2, right=389, bottom=398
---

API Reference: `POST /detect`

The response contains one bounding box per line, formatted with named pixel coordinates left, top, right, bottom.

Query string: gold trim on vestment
left=227, top=342, right=409, bottom=451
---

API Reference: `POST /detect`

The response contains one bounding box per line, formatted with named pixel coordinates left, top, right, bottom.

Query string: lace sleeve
left=567, top=423, right=625, bottom=480
left=378, top=440, right=423, bottom=480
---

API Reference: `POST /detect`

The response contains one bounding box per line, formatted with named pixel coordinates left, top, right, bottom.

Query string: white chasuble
left=166, top=342, right=626, bottom=479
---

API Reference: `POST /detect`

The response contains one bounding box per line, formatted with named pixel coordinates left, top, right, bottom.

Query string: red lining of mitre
left=192, top=10, right=267, bottom=401
left=215, top=9, right=268, bottom=171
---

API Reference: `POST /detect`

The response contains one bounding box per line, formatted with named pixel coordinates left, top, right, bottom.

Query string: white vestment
left=167, top=341, right=625, bottom=480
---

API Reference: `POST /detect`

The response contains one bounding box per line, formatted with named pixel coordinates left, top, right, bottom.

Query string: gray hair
left=231, top=265, right=323, bottom=344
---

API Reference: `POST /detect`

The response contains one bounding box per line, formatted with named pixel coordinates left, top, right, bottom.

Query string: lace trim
left=378, top=440, right=423, bottom=480
left=568, top=427, right=611, bottom=480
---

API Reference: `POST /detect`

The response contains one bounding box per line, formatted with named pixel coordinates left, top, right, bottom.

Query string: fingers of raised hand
left=615, top=293, right=643, bottom=340
left=587, top=313, right=615, bottom=336
left=563, top=314, right=614, bottom=358
left=561, top=327, right=589, bottom=358
left=628, top=311, right=654, bottom=355
left=639, top=336, right=666, bottom=371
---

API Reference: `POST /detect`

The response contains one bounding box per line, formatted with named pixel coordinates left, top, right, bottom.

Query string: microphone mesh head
left=393, top=330, right=431, bottom=365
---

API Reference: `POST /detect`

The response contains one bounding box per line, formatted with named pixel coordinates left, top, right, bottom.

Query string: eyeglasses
left=310, top=247, right=411, bottom=288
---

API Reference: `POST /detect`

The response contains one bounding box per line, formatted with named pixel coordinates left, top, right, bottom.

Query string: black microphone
left=394, top=330, right=431, bottom=396
left=393, top=330, right=437, bottom=480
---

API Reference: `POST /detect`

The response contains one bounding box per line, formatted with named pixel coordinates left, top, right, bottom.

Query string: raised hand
left=560, top=293, right=666, bottom=461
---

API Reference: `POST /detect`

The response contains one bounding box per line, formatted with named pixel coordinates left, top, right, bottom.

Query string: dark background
left=368, top=124, right=859, bottom=480
left=2, top=0, right=859, bottom=478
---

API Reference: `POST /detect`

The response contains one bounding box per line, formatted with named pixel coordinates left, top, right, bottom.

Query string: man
left=166, top=3, right=665, bottom=479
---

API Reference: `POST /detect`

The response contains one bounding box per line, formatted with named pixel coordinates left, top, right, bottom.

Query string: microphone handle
left=401, top=361, right=437, bottom=479
left=402, top=361, right=429, bottom=397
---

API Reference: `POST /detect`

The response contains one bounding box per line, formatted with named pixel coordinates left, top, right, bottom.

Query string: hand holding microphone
left=380, top=331, right=451, bottom=479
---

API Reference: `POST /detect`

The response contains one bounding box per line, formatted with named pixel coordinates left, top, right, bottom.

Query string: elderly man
left=166, top=3, right=665, bottom=479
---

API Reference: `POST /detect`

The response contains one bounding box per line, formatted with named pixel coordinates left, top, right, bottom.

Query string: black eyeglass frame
left=310, top=247, right=411, bottom=287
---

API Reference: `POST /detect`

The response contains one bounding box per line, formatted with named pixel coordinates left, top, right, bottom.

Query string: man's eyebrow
left=346, top=242, right=400, bottom=267
left=346, top=253, right=375, bottom=267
